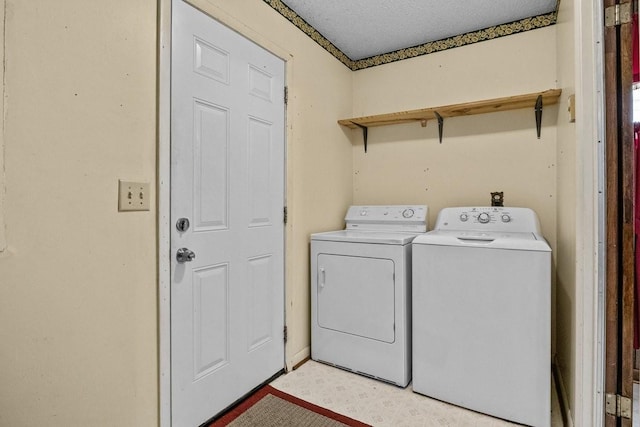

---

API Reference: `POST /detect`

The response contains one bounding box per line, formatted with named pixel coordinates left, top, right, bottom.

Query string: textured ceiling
left=276, top=0, right=557, bottom=64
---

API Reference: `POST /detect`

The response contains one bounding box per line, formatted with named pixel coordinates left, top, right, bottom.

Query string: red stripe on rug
left=208, top=384, right=371, bottom=426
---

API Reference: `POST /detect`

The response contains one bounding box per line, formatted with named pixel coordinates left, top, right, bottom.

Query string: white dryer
left=412, top=207, right=551, bottom=427
left=311, top=205, right=428, bottom=387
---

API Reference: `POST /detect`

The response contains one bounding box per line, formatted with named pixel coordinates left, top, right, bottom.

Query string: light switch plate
left=118, top=180, right=151, bottom=211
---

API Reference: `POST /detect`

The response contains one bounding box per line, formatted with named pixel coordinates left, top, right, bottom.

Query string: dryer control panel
left=345, top=205, right=428, bottom=232
left=434, top=206, right=541, bottom=233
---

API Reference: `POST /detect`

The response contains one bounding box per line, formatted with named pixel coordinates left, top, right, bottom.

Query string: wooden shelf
left=338, top=89, right=562, bottom=129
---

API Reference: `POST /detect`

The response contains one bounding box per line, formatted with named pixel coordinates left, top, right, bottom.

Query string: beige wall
left=554, top=0, right=577, bottom=420
left=352, top=28, right=558, bottom=252
left=0, top=0, right=158, bottom=426
left=0, top=0, right=353, bottom=426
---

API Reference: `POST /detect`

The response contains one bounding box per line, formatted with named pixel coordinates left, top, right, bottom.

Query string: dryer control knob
left=477, top=212, right=491, bottom=224
left=501, top=214, right=511, bottom=223
left=459, top=213, right=468, bottom=222
left=402, top=208, right=414, bottom=218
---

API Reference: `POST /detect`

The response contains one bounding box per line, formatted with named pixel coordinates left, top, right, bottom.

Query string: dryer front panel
left=316, top=253, right=395, bottom=343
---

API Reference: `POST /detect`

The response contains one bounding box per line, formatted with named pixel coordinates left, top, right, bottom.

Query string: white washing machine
left=311, top=205, right=428, bottom=387
left=412, top=207, right=551, bottom=427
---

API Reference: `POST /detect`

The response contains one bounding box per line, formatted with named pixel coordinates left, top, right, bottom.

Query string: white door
left=171, top=1, right=286, bottom=425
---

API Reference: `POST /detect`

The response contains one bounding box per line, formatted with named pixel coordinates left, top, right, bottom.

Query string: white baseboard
left=288, top=346, right=310, bottom=371
left=553, top=356, right=574, bottom=427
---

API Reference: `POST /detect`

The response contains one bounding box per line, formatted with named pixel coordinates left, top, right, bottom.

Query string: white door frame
left=574, top=0, right=605, bottom=426
left=158, top=1, right=295, bottom=425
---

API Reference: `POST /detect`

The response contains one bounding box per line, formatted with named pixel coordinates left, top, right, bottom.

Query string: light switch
left=118, top=180, right=151, bottom=211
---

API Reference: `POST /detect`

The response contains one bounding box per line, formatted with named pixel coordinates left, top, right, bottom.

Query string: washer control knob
left=477, top=212, right=491, bottom=224
left=459, top=213, right=468, bottom=222
left=402, top=208, right=414, bottom=218
left=501, top=214, right=511, bottom=223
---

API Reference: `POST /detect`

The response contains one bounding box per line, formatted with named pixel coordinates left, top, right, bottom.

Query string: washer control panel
left=434, top=206, right=541, bottom=233
left=345, top=205, right=428, bottom=232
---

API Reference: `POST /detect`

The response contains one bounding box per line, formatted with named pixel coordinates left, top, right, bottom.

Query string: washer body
left=412, top=207, right=551, bottom=427
left=311, top=205, right=427, bottom=387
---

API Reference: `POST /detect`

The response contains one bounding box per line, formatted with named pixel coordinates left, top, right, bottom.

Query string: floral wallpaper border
left=262, top=0, right=557, bottom=71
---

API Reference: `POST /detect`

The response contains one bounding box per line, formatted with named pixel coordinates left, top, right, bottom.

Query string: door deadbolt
left=176, top=218, right=190, bottom=232
left=176, top=248, right=196, bottom=263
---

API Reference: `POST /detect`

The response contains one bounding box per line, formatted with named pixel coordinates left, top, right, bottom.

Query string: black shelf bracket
left=434, top=112, right=444, bottom=143
left=352, top=122, right=369, bottom=153
left=535, top=95, right=543, bottom=139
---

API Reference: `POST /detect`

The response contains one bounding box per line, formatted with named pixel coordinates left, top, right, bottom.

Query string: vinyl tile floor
left=270, top=360, right=564, bottom=427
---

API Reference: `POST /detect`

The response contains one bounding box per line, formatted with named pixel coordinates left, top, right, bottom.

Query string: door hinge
left=284, top=86, right=288, bottom=105
left=605, top=393, right=632, bottom=419
left=283, top=206, right=288, bottom=224
left=605, top=2, right=631, bottom=27
left=283, top=325, right=288, bottom=343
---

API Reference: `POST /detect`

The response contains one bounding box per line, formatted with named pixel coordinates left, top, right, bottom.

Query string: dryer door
left=316, top=254, right=395, bottom=343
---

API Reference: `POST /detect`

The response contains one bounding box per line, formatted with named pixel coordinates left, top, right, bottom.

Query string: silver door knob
left=176, top=248, right=196, bottom=263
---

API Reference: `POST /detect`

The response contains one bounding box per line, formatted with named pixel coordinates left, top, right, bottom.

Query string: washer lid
left=311, top=230, right=420, bottom=245
left=412, top=230, right=551, bottom=252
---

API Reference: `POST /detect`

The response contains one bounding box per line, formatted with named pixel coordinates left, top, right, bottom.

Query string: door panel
left=247, top=254, right=275, bottom=351
left=171, top=1, right=285, bottom=425
left=193, top=99, right=229, bottom=231
left=193, top=264, right=229, bottom=378
left=604, top=0, right=635, bottom=426
left=193, top=37, right=229, bottom=83
left=248, top=118, right=274, bottom=227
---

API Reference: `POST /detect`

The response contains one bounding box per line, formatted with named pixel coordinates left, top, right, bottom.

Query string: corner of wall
left=554, top=355, right=575, bottom=427
left=0, top=0, right=6, bottom=253
left=554, top=0, right=579, bottom=418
